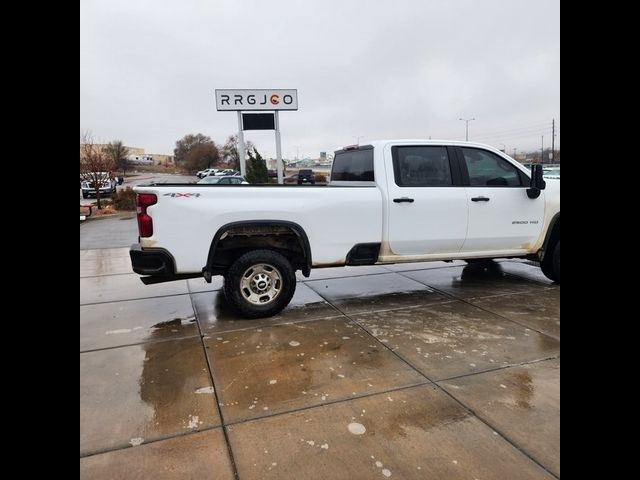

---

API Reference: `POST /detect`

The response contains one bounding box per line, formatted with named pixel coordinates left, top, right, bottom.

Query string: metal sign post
left=215, top=89, right=298, bottom=184
left=274, top=111, right=283, bottom=184
left=237, top=111, right=247, bottom=177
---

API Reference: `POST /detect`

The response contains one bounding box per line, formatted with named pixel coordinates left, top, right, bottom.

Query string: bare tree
left=221, top=134, right=254, bottom=171
left=104, top=140, right=130, bottom=177
left=185, top=142, right=219, bottom=173
left=173, top=133, right=219, bottom=169
left=80, top=132, right=116, bottom=209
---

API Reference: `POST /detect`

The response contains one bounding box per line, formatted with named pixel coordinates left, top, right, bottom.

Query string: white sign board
left=215, top=89, right=298, bottom=111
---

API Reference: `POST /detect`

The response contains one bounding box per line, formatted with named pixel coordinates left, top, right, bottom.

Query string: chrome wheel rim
left=240, top=263, right=283, bottom=305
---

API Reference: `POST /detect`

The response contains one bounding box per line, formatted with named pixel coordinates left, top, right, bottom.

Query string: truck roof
left=364, top=139, right=503, bottom=150
left=337, top=140, right=514, bottom=161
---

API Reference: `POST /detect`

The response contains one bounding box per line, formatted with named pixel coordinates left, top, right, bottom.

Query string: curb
left=80, top=212, right=136, bottom=223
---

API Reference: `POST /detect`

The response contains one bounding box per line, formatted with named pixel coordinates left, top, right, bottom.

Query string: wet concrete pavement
left=80, top=251, right=559, bottom=479
left=80, top=213, right=139, bottom=249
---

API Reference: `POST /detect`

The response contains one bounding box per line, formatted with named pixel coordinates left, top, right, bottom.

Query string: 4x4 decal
left=163, top=193, right=201, bottom=198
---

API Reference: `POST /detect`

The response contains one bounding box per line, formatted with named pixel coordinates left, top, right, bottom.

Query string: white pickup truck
left=130, top=140, right=560, bottom=318
left=81, top=172, right=117, bottom=199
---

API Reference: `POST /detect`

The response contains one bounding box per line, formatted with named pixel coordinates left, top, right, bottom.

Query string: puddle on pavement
left=80, top=294, right=198, bottom=351
left=439, top=358, right=560, bottom=476
left=205, top=317, right=424, bottom=423
left=80, top=429, right=234, bottom=479
left=192, top=284, right=339, bottom=334
left=80, top=337, right=220, bottom=455
left=471, top=289, right=560, bottom=339
left=352, top=301, right=559, bottom=380
left=402, top=264, right=554, bottom=300
left=226, top=384, right=555, bottom=480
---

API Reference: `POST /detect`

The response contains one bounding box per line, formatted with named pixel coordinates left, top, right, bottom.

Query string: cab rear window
left=331, top=147, right=374, bottom=182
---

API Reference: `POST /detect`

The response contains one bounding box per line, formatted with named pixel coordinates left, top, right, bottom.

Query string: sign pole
left=237, top=111, right=247, bottom=177
left=274, top=111, right=283, bottom=184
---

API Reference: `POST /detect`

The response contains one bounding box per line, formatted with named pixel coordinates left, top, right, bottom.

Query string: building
left=151, top=154, right=175, bottom=166
left=80, top=144, right=174, bottom=166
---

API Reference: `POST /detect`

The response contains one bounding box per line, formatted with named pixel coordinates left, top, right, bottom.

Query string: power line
left=477, top=125, right=551, bottom=138
left=434, top=120, right=559, bottom=144
left=478, top=130, right=551, bottom=142
left=474, top=126, right=552, bottom=141
left=474, top=123, right=552, bottom=137
left=471, top=121, right=551, bottom=138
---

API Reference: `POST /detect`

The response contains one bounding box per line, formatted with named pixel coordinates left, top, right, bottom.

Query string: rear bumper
left=82, top=189, right=113, bottom=196
left=129, top=244, right=176, bottom=275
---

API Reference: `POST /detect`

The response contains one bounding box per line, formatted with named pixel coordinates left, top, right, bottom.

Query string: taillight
left=136, top=193, right=157, bottom=238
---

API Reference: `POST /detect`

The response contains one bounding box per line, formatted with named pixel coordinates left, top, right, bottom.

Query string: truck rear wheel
left=224, top=249, right=296, bottom=319
left=541, top=240, right=560, bottom=283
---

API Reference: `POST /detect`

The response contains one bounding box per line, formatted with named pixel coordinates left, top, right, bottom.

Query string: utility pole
left=551, top=118, right=555, bottom=163
left=353, top=135, right=364, bottom=145
left=541, top=135, right=544, bottom=165
left=513, top=147, right=517, bottom=158
left=295, top=145, right=301, bottom=160
left=459, top=117, right=475, bottom=141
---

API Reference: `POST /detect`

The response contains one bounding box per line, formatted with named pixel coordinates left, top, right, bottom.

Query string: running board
left=140, top=273, right=203, bottom=285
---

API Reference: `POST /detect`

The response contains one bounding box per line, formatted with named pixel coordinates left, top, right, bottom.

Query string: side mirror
left=527, top=164, right=546, bottom=199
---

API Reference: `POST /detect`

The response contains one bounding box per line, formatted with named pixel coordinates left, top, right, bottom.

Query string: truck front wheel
left=224, top=249, right=297, bottom=319
left=541, top=240, right=560, bottom=283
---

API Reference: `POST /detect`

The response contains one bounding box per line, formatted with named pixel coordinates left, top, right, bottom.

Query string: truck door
left=455, top=147, right=545, bottom=253
left=385, top=144, right=468, bottom=255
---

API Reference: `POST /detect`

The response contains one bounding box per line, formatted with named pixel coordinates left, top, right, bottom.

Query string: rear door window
left=392, top=146, right=452, bottom=187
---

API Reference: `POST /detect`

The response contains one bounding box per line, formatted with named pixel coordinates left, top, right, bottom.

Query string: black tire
left=223, top=249, right=297, bottom=319
left=82, top=192, right=88, bottom=199
left=464, top=258, right=493, bottom=265
left=541, top=240, right=560, bottom=283
left=552, top=241, right=560, bottom=282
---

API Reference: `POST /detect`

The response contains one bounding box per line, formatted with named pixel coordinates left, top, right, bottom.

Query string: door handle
left=393, top=197, right=414, bottom=203
left=471, top=196, right=490, bottom=202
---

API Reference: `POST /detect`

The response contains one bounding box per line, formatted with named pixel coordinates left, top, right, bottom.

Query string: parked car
left=196, top=168, right=218, bottom=178
left=212, top=169, right=234, bottom=176
left=81, top=172, right=117, bottom=199
left=297, top=169, right=315, bottom=184
left=268, top=169, right=278, bottom=178
left=197, top=175, right=249, bottom=185
left=206, top=169, right=237, bottom=177
left=543, top=167, right=560, bottom=180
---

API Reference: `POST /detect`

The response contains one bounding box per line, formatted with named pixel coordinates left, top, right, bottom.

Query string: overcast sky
left=80, top=0, right=559, bottom=159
